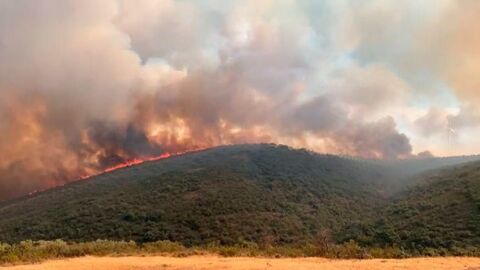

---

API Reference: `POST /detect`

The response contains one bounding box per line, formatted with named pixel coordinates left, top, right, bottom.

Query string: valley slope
left=345, top=161, right=480, bottom=253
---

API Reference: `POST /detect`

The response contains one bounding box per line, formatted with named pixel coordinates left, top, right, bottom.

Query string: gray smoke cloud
left=0, top=0, right=414, bottom=200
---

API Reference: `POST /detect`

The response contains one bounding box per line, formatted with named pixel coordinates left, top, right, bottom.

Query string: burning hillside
left=5, top=0, right=480, bottom=199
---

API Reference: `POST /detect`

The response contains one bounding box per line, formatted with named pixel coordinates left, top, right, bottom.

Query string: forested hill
left=0, top=144, right=478, bottom=253
left=0, top=144, right=389, bottom=244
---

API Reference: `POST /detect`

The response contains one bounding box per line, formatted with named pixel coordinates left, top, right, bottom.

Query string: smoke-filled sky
left=1, top=0, right=480, bottom=199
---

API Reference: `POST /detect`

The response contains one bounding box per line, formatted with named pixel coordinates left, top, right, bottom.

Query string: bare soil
left=3, top=256, right=480, bottom=270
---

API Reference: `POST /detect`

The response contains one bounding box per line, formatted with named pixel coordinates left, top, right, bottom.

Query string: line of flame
left=80, top=148, right=206, bottom=180
left=26, top=148, right=207, bottom=198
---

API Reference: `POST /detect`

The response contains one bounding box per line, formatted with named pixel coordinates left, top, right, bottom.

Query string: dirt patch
left=3, top=256, right=480, bottom=270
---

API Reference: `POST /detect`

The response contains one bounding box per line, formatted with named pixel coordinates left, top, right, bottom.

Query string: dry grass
left=3, top=256, right=480, bottom=270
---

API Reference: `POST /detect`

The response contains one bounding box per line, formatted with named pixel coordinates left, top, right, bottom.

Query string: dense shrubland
left=0, top=145, right=390, bottom=245
left=339, top=160, right=480, bottom=253
left=0, top=144, right=479, bottom=264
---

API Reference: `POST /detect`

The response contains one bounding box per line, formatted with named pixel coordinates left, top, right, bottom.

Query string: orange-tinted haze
left=3, top=0, right=480, bottom=199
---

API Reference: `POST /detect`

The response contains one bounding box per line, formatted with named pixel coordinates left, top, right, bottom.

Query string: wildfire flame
left=80, top=148, right=206, bottom=180
left=24, top=148, right=207, bottom=198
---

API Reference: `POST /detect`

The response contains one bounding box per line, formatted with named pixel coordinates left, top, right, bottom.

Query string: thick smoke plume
left=2, top=0, right=473, bottom=200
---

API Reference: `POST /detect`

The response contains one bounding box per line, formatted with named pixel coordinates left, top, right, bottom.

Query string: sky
left=1, top=0, right=480, bottom=199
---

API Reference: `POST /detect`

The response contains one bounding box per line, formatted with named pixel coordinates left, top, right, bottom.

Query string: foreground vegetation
left=2, top=239, right=480, bottom=266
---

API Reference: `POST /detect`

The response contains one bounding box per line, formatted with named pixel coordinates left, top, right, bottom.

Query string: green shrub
left=331, top=240, right=367, bottom=259
left=1, top=239, right=480, bottom=266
